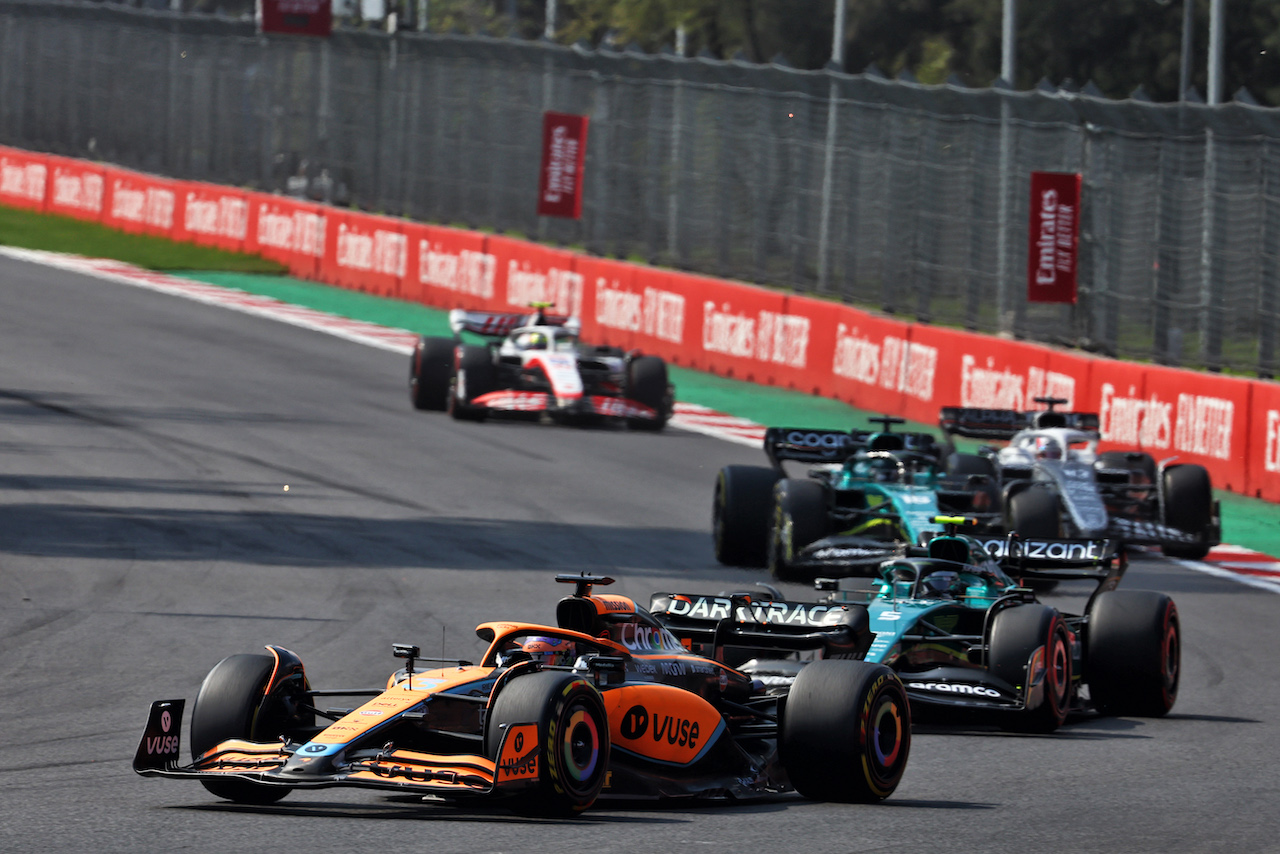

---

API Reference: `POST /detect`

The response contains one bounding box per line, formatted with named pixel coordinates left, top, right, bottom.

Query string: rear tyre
left=988, top=605, right=1072, bottom=733
left=768, top=478, right=828, bottom=582
left=1087, top=590, right=1180, bottom=716
left=713, top=465, right=780, bottom=567
left=485, top=671, right=610, bottom=816
left=189, top=654, right=296, bottom=804
left=409, top=336, right=454, bottom=411
left=448, top=345, right=496, bottom=422
left=781, top=660, right=910, bottom=802
left=624, top=356, right=670, bottom=431
left=1161, top=465, right=1213, bottom=560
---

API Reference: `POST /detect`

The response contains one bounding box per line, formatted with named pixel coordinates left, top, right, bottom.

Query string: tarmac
left=178, top=270, right=1280, bottom=561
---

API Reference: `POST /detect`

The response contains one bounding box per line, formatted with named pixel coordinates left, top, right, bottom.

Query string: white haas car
left=940, top=397, right=1219, bottom=560
left=409, top=305, right=673, bottom=429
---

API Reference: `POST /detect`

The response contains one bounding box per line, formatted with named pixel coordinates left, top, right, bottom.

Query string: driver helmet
left=867, top=456, right=899, bottom=483
left=921, top=570, right=962, bottom=599
left=524, top=332, right=548, bottom=350
left=1034, top=436, right=1063, bottom=460
left=521, top=636, right=575, bottom=666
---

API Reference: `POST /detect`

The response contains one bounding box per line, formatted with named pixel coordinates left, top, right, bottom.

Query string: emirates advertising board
left=537, top=112, right=589, bottom=219
left=1027, top=171, right=1081, bottom=304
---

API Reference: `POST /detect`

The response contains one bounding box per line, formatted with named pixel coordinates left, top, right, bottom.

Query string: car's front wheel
left=190, top=654, right=305, bottom=804
left=409, top=336, right=454, bottom=411
left=485, top=671, right=610, bottom=816
left=448, top=344, right=496, bottom=422
left=1007, top=486, right=1062, bottom=538
left=988, top=604, right=1073, bottom=733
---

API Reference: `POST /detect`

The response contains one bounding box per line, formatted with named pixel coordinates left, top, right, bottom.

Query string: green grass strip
left=0, top=205, right=285, bottom=273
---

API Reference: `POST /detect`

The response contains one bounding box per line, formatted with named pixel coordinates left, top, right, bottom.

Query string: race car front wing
left=133, top=699, right=541, bottom=797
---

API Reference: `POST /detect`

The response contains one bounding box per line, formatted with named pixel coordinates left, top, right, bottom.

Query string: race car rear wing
left=448, top=308, right=575, bottom=339
left=763, top=426, right=940, bottom=471
left=989, top=536, right=1125, bottom=584
left=649, top=592, right=874, bottom=661
left=939, top=406, right=1100, bottom=440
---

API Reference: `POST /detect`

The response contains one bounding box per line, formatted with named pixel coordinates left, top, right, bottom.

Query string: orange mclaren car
left=134, top=574, right=909, bottom=814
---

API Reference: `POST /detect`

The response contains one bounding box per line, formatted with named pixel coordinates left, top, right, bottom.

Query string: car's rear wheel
left=448, top=344, right=496, bottom=422
left=781, top=659, right=910, bottom=802
left=1086, top=590, right=1180, bottom=717
left=624, top=355, right=670, bottom=431
left=409, top=336, right=454, bottom=411
left=190, top=654, right=298, bottom=804
left=485, top=671, right=610, bottom=816
left=1161, top=464, right=1213, bottom=560
left=768, top=478, right=828, bottom=582
left=988, top=604, right=1072, bottom=733
left=713, top=465, right=780, bottom=567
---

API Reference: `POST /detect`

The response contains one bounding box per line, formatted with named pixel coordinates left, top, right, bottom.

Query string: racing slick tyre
left=1086, top=590, right=1180, bottom=717
left=943, top=452, right=1001, bottom=516
left=1006, top=487, right=1063, bottom=592
left=448, top=344, right=496, bottom=422
left=780, top=659, right=910, bottom=803
left=768, top=478, right=828, bottom=582
left=1007, top=486, right=1062, bottom=539
left=409, top=336, right=454, bottom=411
left=988, top=605, right=1072, bottom=733
left=624, top=355, right=670, bottom=431
left=189, top=654, right=299, bottom=804
left=484, top=670, right=610, bottom=816
left=713, top=465, right=780, bottom=567
left=1160, top=464, right=1213, bottom=560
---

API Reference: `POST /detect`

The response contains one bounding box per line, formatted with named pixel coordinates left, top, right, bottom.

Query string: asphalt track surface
left=1, top=254, right=1277, bottom=854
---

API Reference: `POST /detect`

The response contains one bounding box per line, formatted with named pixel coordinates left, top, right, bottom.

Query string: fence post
left=995, top=90, right=1015, bottom=335
left=816, top=76, right=838, bottom=293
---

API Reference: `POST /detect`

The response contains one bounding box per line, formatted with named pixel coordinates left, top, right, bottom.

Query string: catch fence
left=3, top=0, right=1280, bottom=375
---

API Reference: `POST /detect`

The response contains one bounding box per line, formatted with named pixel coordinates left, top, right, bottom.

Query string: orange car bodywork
left=135, top=594, right=764, bottom=802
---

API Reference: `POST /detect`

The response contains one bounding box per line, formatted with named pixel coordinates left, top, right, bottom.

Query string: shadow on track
left=0, top=502, right=711, bottom=573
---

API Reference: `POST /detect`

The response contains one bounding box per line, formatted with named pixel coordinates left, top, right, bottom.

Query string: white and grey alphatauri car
left=408, top=306, right=673, bottom=429
left=940, top=398, right=1220, bottom=560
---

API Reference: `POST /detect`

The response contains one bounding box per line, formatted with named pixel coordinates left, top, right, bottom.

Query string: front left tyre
left=190, top=654, right=308, bottom=804
left=448, top=344, right=496, bottom=421
left=484, top=671, right=610, bottom=816
left=780, top=659, right=910, bottom=802
left=409, top=336, right=454, bottom=411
